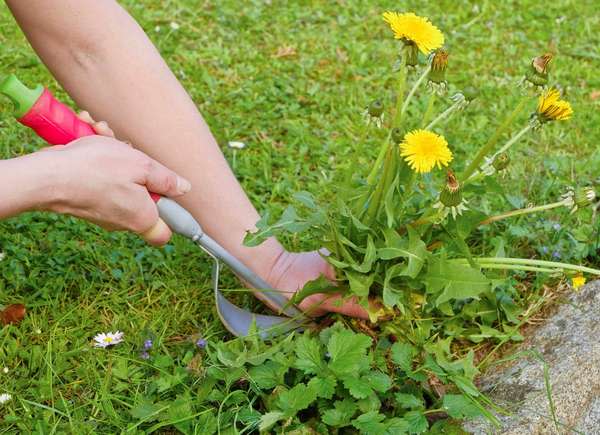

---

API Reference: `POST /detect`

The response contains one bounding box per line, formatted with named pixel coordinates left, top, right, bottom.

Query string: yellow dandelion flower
left=572, top=274, right=586, bottom=290
left=383, top=12, right=444, bottom=55
left=399, top=129, right=453, bottom=173
left=537, top=88, right=573, bottom=122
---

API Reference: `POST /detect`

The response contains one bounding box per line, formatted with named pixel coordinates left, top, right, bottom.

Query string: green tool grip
left=0, top=74, right=44, bottom=118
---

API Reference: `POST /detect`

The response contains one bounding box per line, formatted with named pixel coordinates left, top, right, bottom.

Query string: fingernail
left=177, top=177, right=192, bottom=194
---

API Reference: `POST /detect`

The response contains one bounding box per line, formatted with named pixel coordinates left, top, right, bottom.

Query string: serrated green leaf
left=390, top=342, right=416, bottom=372
left=327, top=328, right=372, bottom=376
left=442, top=394, right=482, bottom=419
left=307, top=376, right=336, bottom=399
left=342, top=375, right=373, bottom=399
left=378, top=228, right=428, bottom=278
left=404, top=410, right=428, bottom=434
left=352, top=411, right=387, bottom=435
left=395, top=393, right=424, bottom=410
left=293, top=191, right=318, bottom=209
left=294, top=334, right=324, bottom=375
left=322, top=399, right=357, bottom=427
left=450, top=374, right=480, bottom=397
left=385, top=417, right=410, bottom=434
left=259, top=411, right=284, bottom=431
left=276, top=383, right=318, bottom=416
left=289, top=274, right=336, bottom=306
left=365, top=371, right=392, bottom=393
left=346, top=270, right=375, bottom=298
left=248, top=360, right=288, bottom=389
left=351, top=235, right=377, bottom=273
left=383, top=263, right=406, bottom=308
left=425, top=257, right=491, bottom=306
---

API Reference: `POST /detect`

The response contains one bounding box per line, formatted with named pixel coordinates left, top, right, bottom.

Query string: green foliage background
left=1, top=0, right=599, bottom=432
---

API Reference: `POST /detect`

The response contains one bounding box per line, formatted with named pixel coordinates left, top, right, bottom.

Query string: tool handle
left=19, top=88, right=96, bottom=145
left=4, top=76, right=162, bottom=203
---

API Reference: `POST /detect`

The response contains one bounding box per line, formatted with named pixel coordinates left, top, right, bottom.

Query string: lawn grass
left=1, top=0, right=599, bottom=432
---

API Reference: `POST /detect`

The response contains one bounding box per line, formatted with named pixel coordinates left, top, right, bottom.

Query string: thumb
left=140, top=218, right=172, bottom=246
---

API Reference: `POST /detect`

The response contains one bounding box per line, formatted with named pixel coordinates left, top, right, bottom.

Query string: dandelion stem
left=400, top=65, right=431, bottom=120
left=461, top=95, right=530, bottom=182
left=451, top=257, right=600, bottom=275
left=464, top=124, right=533, bottom=185
left=425, top=98, right=461, bottom=130
left=421, top=92, right=437, bottom=128
left=367, top=49, right=407, bottom=185
left=365, top=145, right=394, bottom=224
left=479, top=200, right=566, bottom=225
left=451, top=261, right=556, bottom=273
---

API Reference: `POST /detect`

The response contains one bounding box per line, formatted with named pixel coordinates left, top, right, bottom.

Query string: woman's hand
left=263, top=250, right=371, bottom=319
left=37, top=135, right=190, bottom=245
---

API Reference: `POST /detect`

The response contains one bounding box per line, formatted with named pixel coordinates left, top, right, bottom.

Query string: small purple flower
left=196, top=338, right=207, bottom=349
left=541, top=246, right=549, bottom=254
left=143, top=339, right=153, bottom=350
left=553, top=223, right=561, bottom=231
left=140, top=351, right=150, bottom=360
left=552, top=251, right=561, bottom=259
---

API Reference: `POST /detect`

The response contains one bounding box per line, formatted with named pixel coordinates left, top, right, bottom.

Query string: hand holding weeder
left=0, top=74, right=310, bottom=338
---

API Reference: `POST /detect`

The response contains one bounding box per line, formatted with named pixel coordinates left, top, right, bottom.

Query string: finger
left=299, top=293, right=371, bottom=320
left=140, top=218, right=172, bottom=246
left=138, top=157, right=191, bottom=197
left=92, top=121, right=115, bottom=138
left=77, top=110, right=94, bottom=124
left=77, top=111, right=115, bottom=137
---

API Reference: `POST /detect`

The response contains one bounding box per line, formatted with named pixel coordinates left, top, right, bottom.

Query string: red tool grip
left=18, top=88, right=160, bottom=203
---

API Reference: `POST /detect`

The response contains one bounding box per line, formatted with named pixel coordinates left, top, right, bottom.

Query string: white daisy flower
left=93, top=331, right=124, bottom=348
left=0, top=252, right=5, bottom=261
left=227, top=141, right=246, bottom=149
left=0, top=393, right=11, bottom=404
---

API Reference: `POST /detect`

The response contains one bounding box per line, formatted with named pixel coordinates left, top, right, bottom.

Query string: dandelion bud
left=363, top=100, right=385, bottom=128
left=367, top=100, right=384, bottom=117
left=439, top=171, right=462, bottom=207
left=462, top=87, right=478, bottom=103
left=492, top=153, right=510, bottom=171
left=391, top=127, right=403, bottom=144
left=434, top=170, right=469, bottom=220
left=429, top=49, right=449, bottom=84
left=574, top=187, right=596, bottom=209
left=525, top=53, right=553, bottom=87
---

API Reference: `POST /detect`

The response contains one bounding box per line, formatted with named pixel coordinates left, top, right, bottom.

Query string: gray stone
left=463, top=280, right=600, bottom=434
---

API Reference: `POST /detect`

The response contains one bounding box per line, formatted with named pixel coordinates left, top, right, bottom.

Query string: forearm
left=6, top=1, right=283, bottom=276
left=0, top=153, right=58, bottom=218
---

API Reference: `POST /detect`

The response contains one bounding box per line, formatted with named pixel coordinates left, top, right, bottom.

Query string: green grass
left=1, top=0, right=599, bottom=432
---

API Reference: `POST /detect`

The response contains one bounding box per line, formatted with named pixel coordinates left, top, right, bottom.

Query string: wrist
left=24, top=151, right=70, bottom=212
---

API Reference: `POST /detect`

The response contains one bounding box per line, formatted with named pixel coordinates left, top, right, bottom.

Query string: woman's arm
left=5, top=0, right=368, bottom=317
left=0, top=152, right=59, bottom=218
left=5, top=0, right=283, bottom=279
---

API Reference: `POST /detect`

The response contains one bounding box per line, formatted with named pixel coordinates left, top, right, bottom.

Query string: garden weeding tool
left=0, top=74, right=310, bottom=338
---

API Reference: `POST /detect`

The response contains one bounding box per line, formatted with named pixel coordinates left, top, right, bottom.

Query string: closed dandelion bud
left=525, top=53, right=553, bottom=87
left=439, top=171, right=462, bottom=207
left=392, top=127, right=403, bottom=144
left=462, top=87, right=478, bottom=102
left=368, top=100, right=384, bottom=117
left=363, top=99, right=385, bottom=128
left=429, top=49, right=449, bottom=84
left=574, top=187, right=596, bottom=209
left=492, top=153, right=510, bottom=171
